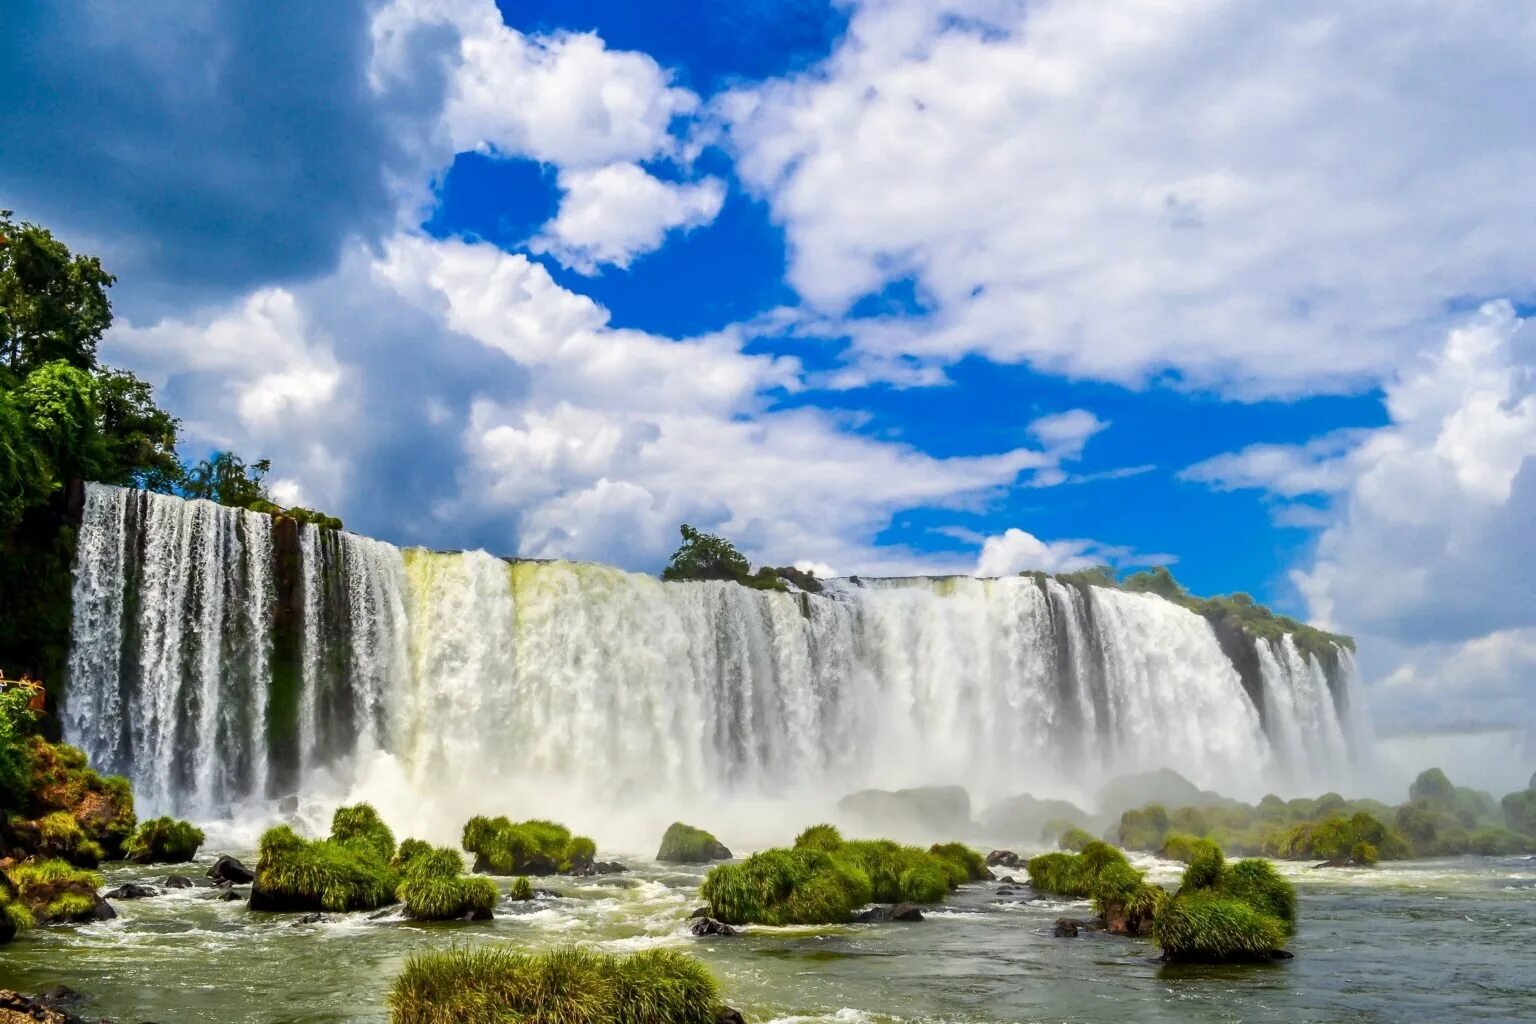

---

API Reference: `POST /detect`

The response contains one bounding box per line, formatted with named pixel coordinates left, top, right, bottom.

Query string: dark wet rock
left=586, top=861, right=629, bottom=875
left=0, top=988, right=85, bottom=1023
left=217, top=889, right=244, bottom=902
left=33, top=985, right=88, bottom=1011
left=1311, top=858, right=1361, bottom=869
left=293, top=913, right=330, bottom=925
left=1054, top=917, right=1085, bottom=937
left=367, top=908, right=395, bottom=921
left=717, top=1009, right=746, bottom=1024
left=995, top=887, right=1022, bottom=897
left=993, top=875, right=1016, bottom=885
left=533, top=888, right=562, bottom=899
left=854, top=904, right=925, bottom=923
left=1270, top=949, right=1296, bottom=960
left=104, top=883, right=158, bottom=900
left=161, top=875, right=194, bottom=889
left=689, top=905, right=710, bottom=919
left=689, top=917, right=739, bottom=937
left=207, top=855, right=254, bottom=885
left=986, top=850, right=1021, bottom=868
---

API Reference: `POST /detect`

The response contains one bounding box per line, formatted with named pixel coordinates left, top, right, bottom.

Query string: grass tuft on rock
left=462, top=816, right=598, bottom=875
left=251, top=808, right=401, bottom=913
left=792, top=824, right=843, bottom=852
left=927, top=842, right=989, bottom=884
left=510, top=876, right=534, bottom=901
left=396, top=845, right=497, bottom=921
left=7, top=858, right=105, bottom=923
left=1058, top=827, right=1098, bottom=852
left=656, top=822, right=732, bottom=864
left=124, top=816, right=205, bottom=864
left=1153, top=844, right=1297, bottom=962
left=1027, top=841, right=1128, bottom=897
left=702, top=847, right=871, bottom=925
left=388, top=945, right=723, bottom=1024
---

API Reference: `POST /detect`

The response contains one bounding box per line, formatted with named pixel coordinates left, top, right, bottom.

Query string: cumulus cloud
left=723, top=0, right=1536, bottom=396
left=975, top=528, right=1129, bottom=578
left=1189, top=303, right=1536, bottom=732
left=530, top=164, right=727, bottom=273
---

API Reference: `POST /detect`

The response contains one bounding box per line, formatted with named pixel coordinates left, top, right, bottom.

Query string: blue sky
left=3, top=0, right=1535, bottom=734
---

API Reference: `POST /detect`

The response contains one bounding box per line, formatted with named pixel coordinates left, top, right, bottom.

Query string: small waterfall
left=65, top=484, right=1369, bottom=822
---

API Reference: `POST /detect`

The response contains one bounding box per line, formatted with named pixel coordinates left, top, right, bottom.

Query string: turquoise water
left=1, top=852, right=1532, bottom=1023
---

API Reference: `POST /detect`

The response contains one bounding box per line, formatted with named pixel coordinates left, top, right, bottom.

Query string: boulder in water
left=986, top=850, right=1020, bottom=868
left=1053, top=918, right=1082, bottom=937
left=689, top=916, right=739, bottom=937
left=462, top=817, right=596, bottom=876
left=162, top=875, right=194, bottom=888
left=104, top=883, right=158, bottom=900
left=656, top=823, right=733, bottom=864
left=889, top=903, right=924, bottom=922
left=207, top=855, right=254, bottom=885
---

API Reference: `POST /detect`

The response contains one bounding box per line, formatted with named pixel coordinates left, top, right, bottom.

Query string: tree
left=181, top=452, right=271, bottom=508
left=1122, top=566, right=1188, bottom=602
left=92, top=368, right=181, bottom=492
left=0, top=211, right=115, bottom=375
left=661, top=524, right=752, bottom=583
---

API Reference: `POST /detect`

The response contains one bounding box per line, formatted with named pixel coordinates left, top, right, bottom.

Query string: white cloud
left=975, top=528, right=1117, bottom=578
left=1190, top=302, right=1536, bottom=730
left=723, top=0, right=1536, bottom=396
left=529, top=164, right=726, bottom=273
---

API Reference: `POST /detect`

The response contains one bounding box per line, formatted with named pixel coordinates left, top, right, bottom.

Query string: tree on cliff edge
left=662, top=524, right=753, bottom=583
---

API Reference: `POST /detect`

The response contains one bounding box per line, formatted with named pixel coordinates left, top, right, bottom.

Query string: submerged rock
left=161, top=875, right=194, bottom=889
left=717, top=1009, right=747, bottom=1024
left=207, top=855, right=254, bottom=885
left=103, top=883, right=158, bottom=900
left=1053, top=918, right=1081, bottom=937
left=854, top=903, right=925, bottom=923
left=689, top=917, right=739, bottom=937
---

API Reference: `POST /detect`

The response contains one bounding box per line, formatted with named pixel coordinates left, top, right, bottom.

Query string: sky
left=2, top=0, right=1534, bottom=744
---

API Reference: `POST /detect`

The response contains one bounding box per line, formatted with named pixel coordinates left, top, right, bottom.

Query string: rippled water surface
left=2, top=853, right=1532, bottom=1024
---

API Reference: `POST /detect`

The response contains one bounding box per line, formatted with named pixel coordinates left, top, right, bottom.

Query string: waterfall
left=64, top=484, right=1368, bottom=826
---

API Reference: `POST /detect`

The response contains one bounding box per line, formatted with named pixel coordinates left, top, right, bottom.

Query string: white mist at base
left=65, top=484, right=1369, bottom=849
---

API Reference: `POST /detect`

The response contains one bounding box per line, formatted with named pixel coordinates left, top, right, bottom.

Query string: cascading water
left=64, top=484, right=1370, bottom=831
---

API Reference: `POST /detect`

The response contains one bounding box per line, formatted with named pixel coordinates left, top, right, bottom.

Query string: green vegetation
left=392, top=838, right=434, bottom=872
left=0, top=687, right=35, bottom=809
left=7, top=858, right=104, bottom=923
left=509, top=876, right=535, bottom=901
left=1021, top=563, right=1353, bottom=656
left=1, top=210, right=340, bottom=692
left=251, top=804, right=400, bottom=913
left=2, top=732, right=136, bottom=861
left=461, top=816, right=597, bottom=875
left=1026, top=841, right=1129, bottom=898
left=0, top=878, right=37, bottom=942
left=1153, top=848, right=1296, bottom=962
left=396, top=844, right=498, bottom=921
left=124, top=816, right=205, bottom=864
left=656, top=822, right=732, bottom=864
left=701, top=827, right=981, bottom=925
left=660, top=524, right=787, bottom=592
left=388, top=945, right=723, bottom=1024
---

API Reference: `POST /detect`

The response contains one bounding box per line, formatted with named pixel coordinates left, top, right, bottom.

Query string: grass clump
left=1153, top=843, right=1296, bottom=962
left=1090, top=859, right=1168, bottom=936
left=251, top=805, right=401, bottom=913
left=928, top=842, right=989, bottom=884
left=396, top=845, right=498, bottom=921
left=8, top=858, right=104, bottom=923
left=510, top=876, right=534, bottom=901
left=702, top=847, right=871, bottom=925
left=462, top=816, right=597, bottom=875
left=792, top=823, right=843, bottom=852
left=388, top=945, right=723, bottom=1024
left=1027, top=841, right=1128, bottom=897
left=392, top=838, right=434, bottom=872
left=656, top=822, right=732, bottom=864
left=124, top=816, right=205, bottom=864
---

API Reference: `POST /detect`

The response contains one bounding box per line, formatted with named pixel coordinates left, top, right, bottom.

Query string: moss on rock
left=388, top=945, right=723, bottom=1024
left=656, top=822, right=732, bottom=864
left=7, top=858, right=108, bottom=923
left=124, top=816, right=205, bottom=864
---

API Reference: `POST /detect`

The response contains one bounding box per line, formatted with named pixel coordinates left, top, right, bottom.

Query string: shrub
left=388, top=946, right=722, bottom=1024
left=19, top=737, right=136, bottom=857
left=1058, top=827, right=1097, bottom=852
left=1181, top=841, right=1225, bottom=889
left=656, top=823, right=732, bottom=864
left=331, top=803, right=396, bottom=863
left=1154, top=890, right=1289, bottom=962
left=839, top=839, right=948, bottom=901
left=794, top=824, right=843, bottom=851
left=1501, top=790, right=1536, bottom=836
left=1116, top=804, right=1169, bottom=851
left=1217, top=858, right=1296, bottom=929
left=928, top=842, right=988, bottom=883
left=701, top=847, right=872, bottom=925
left=462, top=817, right=597, bottom=875
left=1027, top=842, right=1129, bottom=898
left=397, top=845, right=498, bottom=921
left=124, top=816, right=205, bottom=864
left=251, top=820, right=400, bottom=913
left=393, top=838, right=434, bottom=872
left=1159, top=832, right=1201, bottom=862
left=1350, top=841, right=1378, bottom=866
left=1090, top=859, right=1167, bottom=935
left=510, top=876, right=534, bottom=901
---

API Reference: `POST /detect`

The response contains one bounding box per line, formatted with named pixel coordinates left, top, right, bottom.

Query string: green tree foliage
left=661, top=524, right=786, bottom=592
left=0, top=211, right=114, bottom=375
left=181, top=451, right=271, bottom=508
left=0, top=687, right=37, bottom=811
